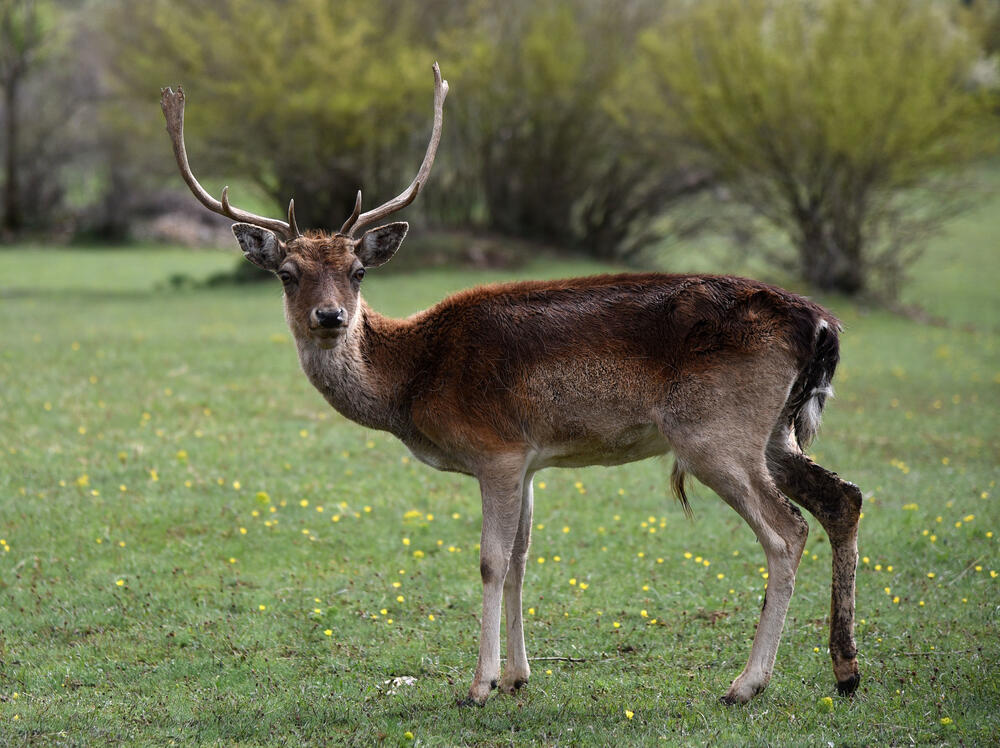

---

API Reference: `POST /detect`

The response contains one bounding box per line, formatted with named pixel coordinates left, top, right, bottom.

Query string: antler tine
left=344, top=62, right=449, bottom=237
left=287, top=199, right=301, bottom=237
left=339, top=190, right=363, bottom=235
left=160, top=86, right=298, bottom=240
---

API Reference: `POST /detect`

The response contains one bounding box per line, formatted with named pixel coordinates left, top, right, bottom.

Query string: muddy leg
left=770, top=449, right=862, bottom=694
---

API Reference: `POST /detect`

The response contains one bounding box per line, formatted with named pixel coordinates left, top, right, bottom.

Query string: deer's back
left=394, top=273, right=833, bottom=471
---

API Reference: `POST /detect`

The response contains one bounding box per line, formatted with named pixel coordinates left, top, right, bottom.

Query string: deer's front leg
left=499, top=475, right=534, bottom=694
left=464, top=465, right=525, bottom=706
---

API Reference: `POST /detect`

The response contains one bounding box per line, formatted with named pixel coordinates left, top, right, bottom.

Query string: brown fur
left=231, top=229, right=861, bottom=706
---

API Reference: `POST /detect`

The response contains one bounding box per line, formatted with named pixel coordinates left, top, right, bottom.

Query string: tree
left=441, top=0, right=710, bottom=260
left=104, top=0, right=711, bottom=257
left=104, top=0, right=432, bottom=231
left=0, top=0, right=43, bottom=234
left=0, top=1, right=108, bottom=240
left=636, top=0, right=995, bottom=296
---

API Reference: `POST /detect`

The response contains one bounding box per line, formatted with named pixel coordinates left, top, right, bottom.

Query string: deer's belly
left=532, top=423, right=670, bottom=469
left=403, top=436, right=476, bottom=475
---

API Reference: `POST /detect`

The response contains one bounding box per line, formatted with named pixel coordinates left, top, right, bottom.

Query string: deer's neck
left=294, top=302, right=421, bottom=437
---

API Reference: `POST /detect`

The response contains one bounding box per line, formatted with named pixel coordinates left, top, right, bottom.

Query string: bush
left=440, top=0, right=709, bottom=261
left=635, top=0, right=996, bottom=296
left=103, top=0, right=432, bottom=232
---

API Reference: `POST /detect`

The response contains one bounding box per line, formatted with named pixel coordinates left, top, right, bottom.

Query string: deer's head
left=160, top=63, right=447, bottom=350
left=231, top=223, right=406, bottom=348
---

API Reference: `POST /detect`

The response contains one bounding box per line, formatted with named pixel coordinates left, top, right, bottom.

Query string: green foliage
left=0, top=166, right=999, bottom=744
left=7, top=0, right=998, bottom=299
left=0, top=0, right=43, bottom=61
left=109, top=0, right=703, bottom=258
left=957, top=0, right=1000, bottom=57
left=105, top=0, right=431, bottom=230
left=440, top=0, right=703, bottom=259
left=635, top=0, right=996, bottom=296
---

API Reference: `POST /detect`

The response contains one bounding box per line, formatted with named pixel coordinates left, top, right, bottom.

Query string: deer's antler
left=339, top=62, right=449, bottom=237
left=160, top=86, right=301, bottom=240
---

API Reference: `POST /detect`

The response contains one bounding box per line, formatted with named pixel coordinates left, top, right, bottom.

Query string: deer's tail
left=786, top=316, right=841, bottom=450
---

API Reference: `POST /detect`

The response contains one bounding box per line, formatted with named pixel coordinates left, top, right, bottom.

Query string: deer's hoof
left=721, top=674, right=767, bottom=705
left=498, top=677, right=528, bottom=695
left=837, top=672, right=860, bottom=696
left=719, top=692, right=749, bottom=706
left=460, top=679, right=496, bottom=707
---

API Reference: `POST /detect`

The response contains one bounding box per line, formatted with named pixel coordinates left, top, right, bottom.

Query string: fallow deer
left=161, top=63, right=862, bottom=706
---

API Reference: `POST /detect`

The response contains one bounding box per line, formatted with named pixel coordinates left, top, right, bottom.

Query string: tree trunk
left=798, top=232, right=866, bottom=295
left=2, top=76, right=22, bottom=234
left=793, top=206, right=867, bottom=295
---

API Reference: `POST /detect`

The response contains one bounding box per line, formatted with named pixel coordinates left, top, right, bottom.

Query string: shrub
left=636, top=0, right=995, bottom=296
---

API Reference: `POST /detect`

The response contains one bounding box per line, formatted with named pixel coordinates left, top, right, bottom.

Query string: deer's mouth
left=310, top=328, right=345, bottom=349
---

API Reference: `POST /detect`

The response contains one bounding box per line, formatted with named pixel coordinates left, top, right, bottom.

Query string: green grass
left=1, top=194, right=998, bottom=745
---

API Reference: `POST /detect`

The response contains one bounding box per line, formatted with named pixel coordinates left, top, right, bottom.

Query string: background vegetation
left=1, top=0, right=997, bottom=296
left=635, top=0, right=995, bottom=297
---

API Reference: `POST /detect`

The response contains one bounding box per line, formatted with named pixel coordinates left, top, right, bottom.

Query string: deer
left=160, top=62, right=862, bottom=706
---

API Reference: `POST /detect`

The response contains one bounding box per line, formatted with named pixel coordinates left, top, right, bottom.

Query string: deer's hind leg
left=658, top=359, right=810, bottom=703
left=679, top=451, right=810, bottom=703
left=768, top=439, right=862, bottom=695
left=664, top=412, right=809, bottom=702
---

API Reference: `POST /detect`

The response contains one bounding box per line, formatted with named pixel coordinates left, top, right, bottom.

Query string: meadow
left=0, top=181, right=998, bottom=744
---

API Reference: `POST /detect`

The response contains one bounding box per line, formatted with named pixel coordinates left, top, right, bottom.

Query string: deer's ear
left=232, top=223, right=284, bottom=271
left=355, top=222, right=408, bottom=268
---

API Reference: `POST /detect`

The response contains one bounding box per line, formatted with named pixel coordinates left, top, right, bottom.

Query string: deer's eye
left=277, top=268, right=297, bottom=286
left=352, top=267, right=366, bottom=284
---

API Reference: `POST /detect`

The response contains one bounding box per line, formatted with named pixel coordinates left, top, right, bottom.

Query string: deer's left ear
left=355, top=222, right=408, bottom=268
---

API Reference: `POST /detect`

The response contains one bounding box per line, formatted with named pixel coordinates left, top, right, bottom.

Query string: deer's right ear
left=232, top=223, right=284, bottom=271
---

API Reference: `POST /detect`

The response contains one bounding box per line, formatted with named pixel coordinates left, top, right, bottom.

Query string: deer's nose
left=313, top=307, right=346, bottom=329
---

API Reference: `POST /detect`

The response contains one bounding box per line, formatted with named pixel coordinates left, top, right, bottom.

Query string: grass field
left=1, top=186, right=998, bottom=745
